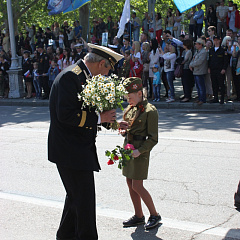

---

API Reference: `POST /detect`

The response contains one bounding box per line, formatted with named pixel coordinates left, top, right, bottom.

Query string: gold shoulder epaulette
left=72, top=65, right=82, bottom=75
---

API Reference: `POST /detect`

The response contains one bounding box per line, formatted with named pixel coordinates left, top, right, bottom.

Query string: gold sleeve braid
left=78, top=111, right=87, bottom=127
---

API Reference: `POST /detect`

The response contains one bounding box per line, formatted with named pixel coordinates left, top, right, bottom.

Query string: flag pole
left=87, top=2, right=91, bottom=43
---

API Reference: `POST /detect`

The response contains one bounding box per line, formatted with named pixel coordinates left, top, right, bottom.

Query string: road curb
left=1, top=98, right=240, bottom=111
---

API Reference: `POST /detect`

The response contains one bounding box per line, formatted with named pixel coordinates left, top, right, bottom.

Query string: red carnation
left=113, top=155, right=119, bottom=160
left=107, top=159, right=114, bottom=165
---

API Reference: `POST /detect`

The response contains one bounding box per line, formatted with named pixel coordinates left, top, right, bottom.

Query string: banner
left=117, top=0, right=130, bottom=38
left=173, top=0, right=204, bottom=13
left=47, top=0, right=72, bottom=15
left=63, top=0, right=91, bottom=14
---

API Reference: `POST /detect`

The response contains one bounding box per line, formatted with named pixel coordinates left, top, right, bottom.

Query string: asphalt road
left=0, top=106, right=240, bottom=240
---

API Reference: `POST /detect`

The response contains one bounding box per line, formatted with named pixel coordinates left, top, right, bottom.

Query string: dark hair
left=150, top=38, right=158, bottom=54
left=58, top=47, right=63, bottom=54
left=163, top=30, right=171, bottom=35
left=209, top=4, right=215, bottom=11
left=167, top=11, right=172, bottom=17
left=63, top=48, right=70, bottom=60
left=132, top=12, right=136, bottom=16
left=208, top=26, right=216, bottom=33
left=227, top=28, right=233, bottom=33
left=233, top=3, right=238, bottom=9
left=156, top=13, right=161, bottom=20
left=206, top=38, right=213, bottom=45
left=182, top=39, right=193, bottom=49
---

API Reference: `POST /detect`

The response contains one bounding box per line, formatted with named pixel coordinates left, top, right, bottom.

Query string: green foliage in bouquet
left=105, top=145, right=134, bottom=169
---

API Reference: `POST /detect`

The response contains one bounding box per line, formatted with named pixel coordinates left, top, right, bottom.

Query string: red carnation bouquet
left=105, top=144, right=135, bottom=169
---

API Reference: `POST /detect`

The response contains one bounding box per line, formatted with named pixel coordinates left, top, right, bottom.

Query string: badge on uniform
left=72, top=65, right=82, bottom=75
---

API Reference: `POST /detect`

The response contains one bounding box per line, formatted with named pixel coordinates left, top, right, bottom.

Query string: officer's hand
left=221, top=69, right=225, bottom=75
left=119, top=121, right=129, bottom=131
left=100, top=109, right=116, bottom=123
left=132, top=149, right=141, bottom=158
left=208, top=68, right=211, bottom=74
left=189, top=67, right=193, bottom=71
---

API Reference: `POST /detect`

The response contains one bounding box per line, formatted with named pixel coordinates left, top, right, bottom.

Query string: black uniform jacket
left=22, top=58, right=33, bottom=80
left=74, top=51, right=86, bottom=63
left=208, top=46, right=228, bottom=71
left=48, top=60, right=100, bottom=171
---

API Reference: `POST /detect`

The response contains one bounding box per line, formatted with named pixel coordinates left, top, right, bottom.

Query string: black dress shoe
left=209, top=99, right=219, bottom=103
left=234, top=201, right=240, bottom=209
left=123, top=215, right=145, bottom=227
left=144, top=214, right=161, bottom=229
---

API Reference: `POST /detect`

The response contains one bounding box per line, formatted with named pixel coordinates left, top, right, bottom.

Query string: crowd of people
left=0, top=0, right=240, bottom=104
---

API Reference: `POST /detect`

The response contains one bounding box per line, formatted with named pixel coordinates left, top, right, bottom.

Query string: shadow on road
left=130, top=224, right=163, bottom=240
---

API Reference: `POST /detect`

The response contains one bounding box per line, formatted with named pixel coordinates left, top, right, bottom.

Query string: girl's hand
left=119, top=121, right=129, bottom=131
left=132, top=149, right=141, bottom=158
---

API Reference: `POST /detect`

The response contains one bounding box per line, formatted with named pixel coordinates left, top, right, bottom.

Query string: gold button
left=86, top=127, right=88, bottom=129
left=77, top=113, right=80, bottom=117
left=89, top=127, right=92, bottom=129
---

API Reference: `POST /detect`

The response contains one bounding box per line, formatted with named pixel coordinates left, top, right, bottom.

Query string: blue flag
left=63, top=0, right=91, bottom=14
left=173, top=0, right=204, bottom=13
left=48, top=0, right=72, bottom=15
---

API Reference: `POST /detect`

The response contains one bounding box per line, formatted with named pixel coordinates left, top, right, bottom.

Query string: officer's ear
left=98, top=59, right=106, bottom=69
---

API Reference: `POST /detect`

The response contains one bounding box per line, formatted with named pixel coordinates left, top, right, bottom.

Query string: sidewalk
left=1, top=78, right=240, bottom=111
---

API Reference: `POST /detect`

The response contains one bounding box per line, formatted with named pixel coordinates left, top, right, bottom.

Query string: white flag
left=117, top=0, right=130, bottom=38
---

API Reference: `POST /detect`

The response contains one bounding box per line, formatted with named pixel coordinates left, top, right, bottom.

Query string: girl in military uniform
left=119, top=77, right=161, bottom=230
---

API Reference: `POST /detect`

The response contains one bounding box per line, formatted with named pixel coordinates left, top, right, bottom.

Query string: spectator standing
left=216, top=0, right=228, bottom=38
left=205, top=39, right=214, bottom=99
left=194, top=4, right=204, bottom=38
left=155, top=13, right=162, bottom=44
left=206, top=5, right=217, bottom=28
left=207, top=26, right=216, bottom=42
left=2, top=32, right=10, bottom=54
left=53, top=22, right=60, bottom=47
left=67, top=27, right=74, bottom=47
left=173, top=9, right=182, bottom=39
left=227, top=4, right=240, bottom=38
left=166, top=11, right=174, bottom=34
left=142, top=12, right=149, bottom=33
left=142, top=42, right=150, bottom=99
left=222, top=35, right=233, bottom=100
left=32, top=62, right=41, bottom=99
left=180, top=39, right=194, bottom=102
left=22, top=50, right=33, bottom=98
left=61, top=21, right=69, bottom=48
left=90, top=19, right=98, bottom=44
left=188, top=6, right=197, bottom=40
left=118, top=50, right=131, bottom=78
left=59, top=31, right=64, bottom=49
left=189, top=38, right=208, bottom=105
left=45, top=59, right=59, bottom=90
left=159, top=42, right=177, bottom=103
left=97, top=18, right=106, bottom=42
left=107, top=16, right=114, bottom=44
left=0, top=55, right=9, bottom=98
left=152, top=64, right=161, bottom=101
left=74, top=21, right=82, bottom=40
left=232, top=37, right=240, bottom=101
left=129, top=41, right=142, bottom=78
left=208, top=36, right=228, bottom=104
left=37, top=44, right=50, bottom=99
left=149, top=39, right=161, bottom=99
left=61, top=48, right=71, bottom=70
left=25, top=23, right=36, bottom=53
left=132, top=12, right=141, bottom=41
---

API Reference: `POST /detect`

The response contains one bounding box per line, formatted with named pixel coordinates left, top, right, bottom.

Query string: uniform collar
left=77, top=59, right=91, bottom=77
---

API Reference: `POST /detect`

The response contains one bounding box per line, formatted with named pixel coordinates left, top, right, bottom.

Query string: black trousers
left=39, top=76, right=49, bottom=97
left=210, top=71, right=225, bottom=101
left=233, top=73, right=240, bottom=100
left=182, top=69, right=194, bottom=99
left=56, top=165, right=98, bottom=240
left=235, top=181, right=240, bottom=205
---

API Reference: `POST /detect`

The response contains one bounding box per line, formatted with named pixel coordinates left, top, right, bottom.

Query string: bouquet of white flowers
left=78, top=74, right=127, bottom=129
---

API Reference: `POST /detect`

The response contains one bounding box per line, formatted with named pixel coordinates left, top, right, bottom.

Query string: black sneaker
left=144, top=214, right=161, bottom=229
left=123, top=215, right=145, bottom=227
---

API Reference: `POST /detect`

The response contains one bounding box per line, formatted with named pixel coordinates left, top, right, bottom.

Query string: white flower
left=97, top=97, right=101, bottom=101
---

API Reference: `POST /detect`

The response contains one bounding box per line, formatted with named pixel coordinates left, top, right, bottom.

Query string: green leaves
left=105, top=145, right=134, bottom=170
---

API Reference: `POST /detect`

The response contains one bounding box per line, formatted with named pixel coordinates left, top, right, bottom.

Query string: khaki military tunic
left=122, top=100, right=158, bottom=180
